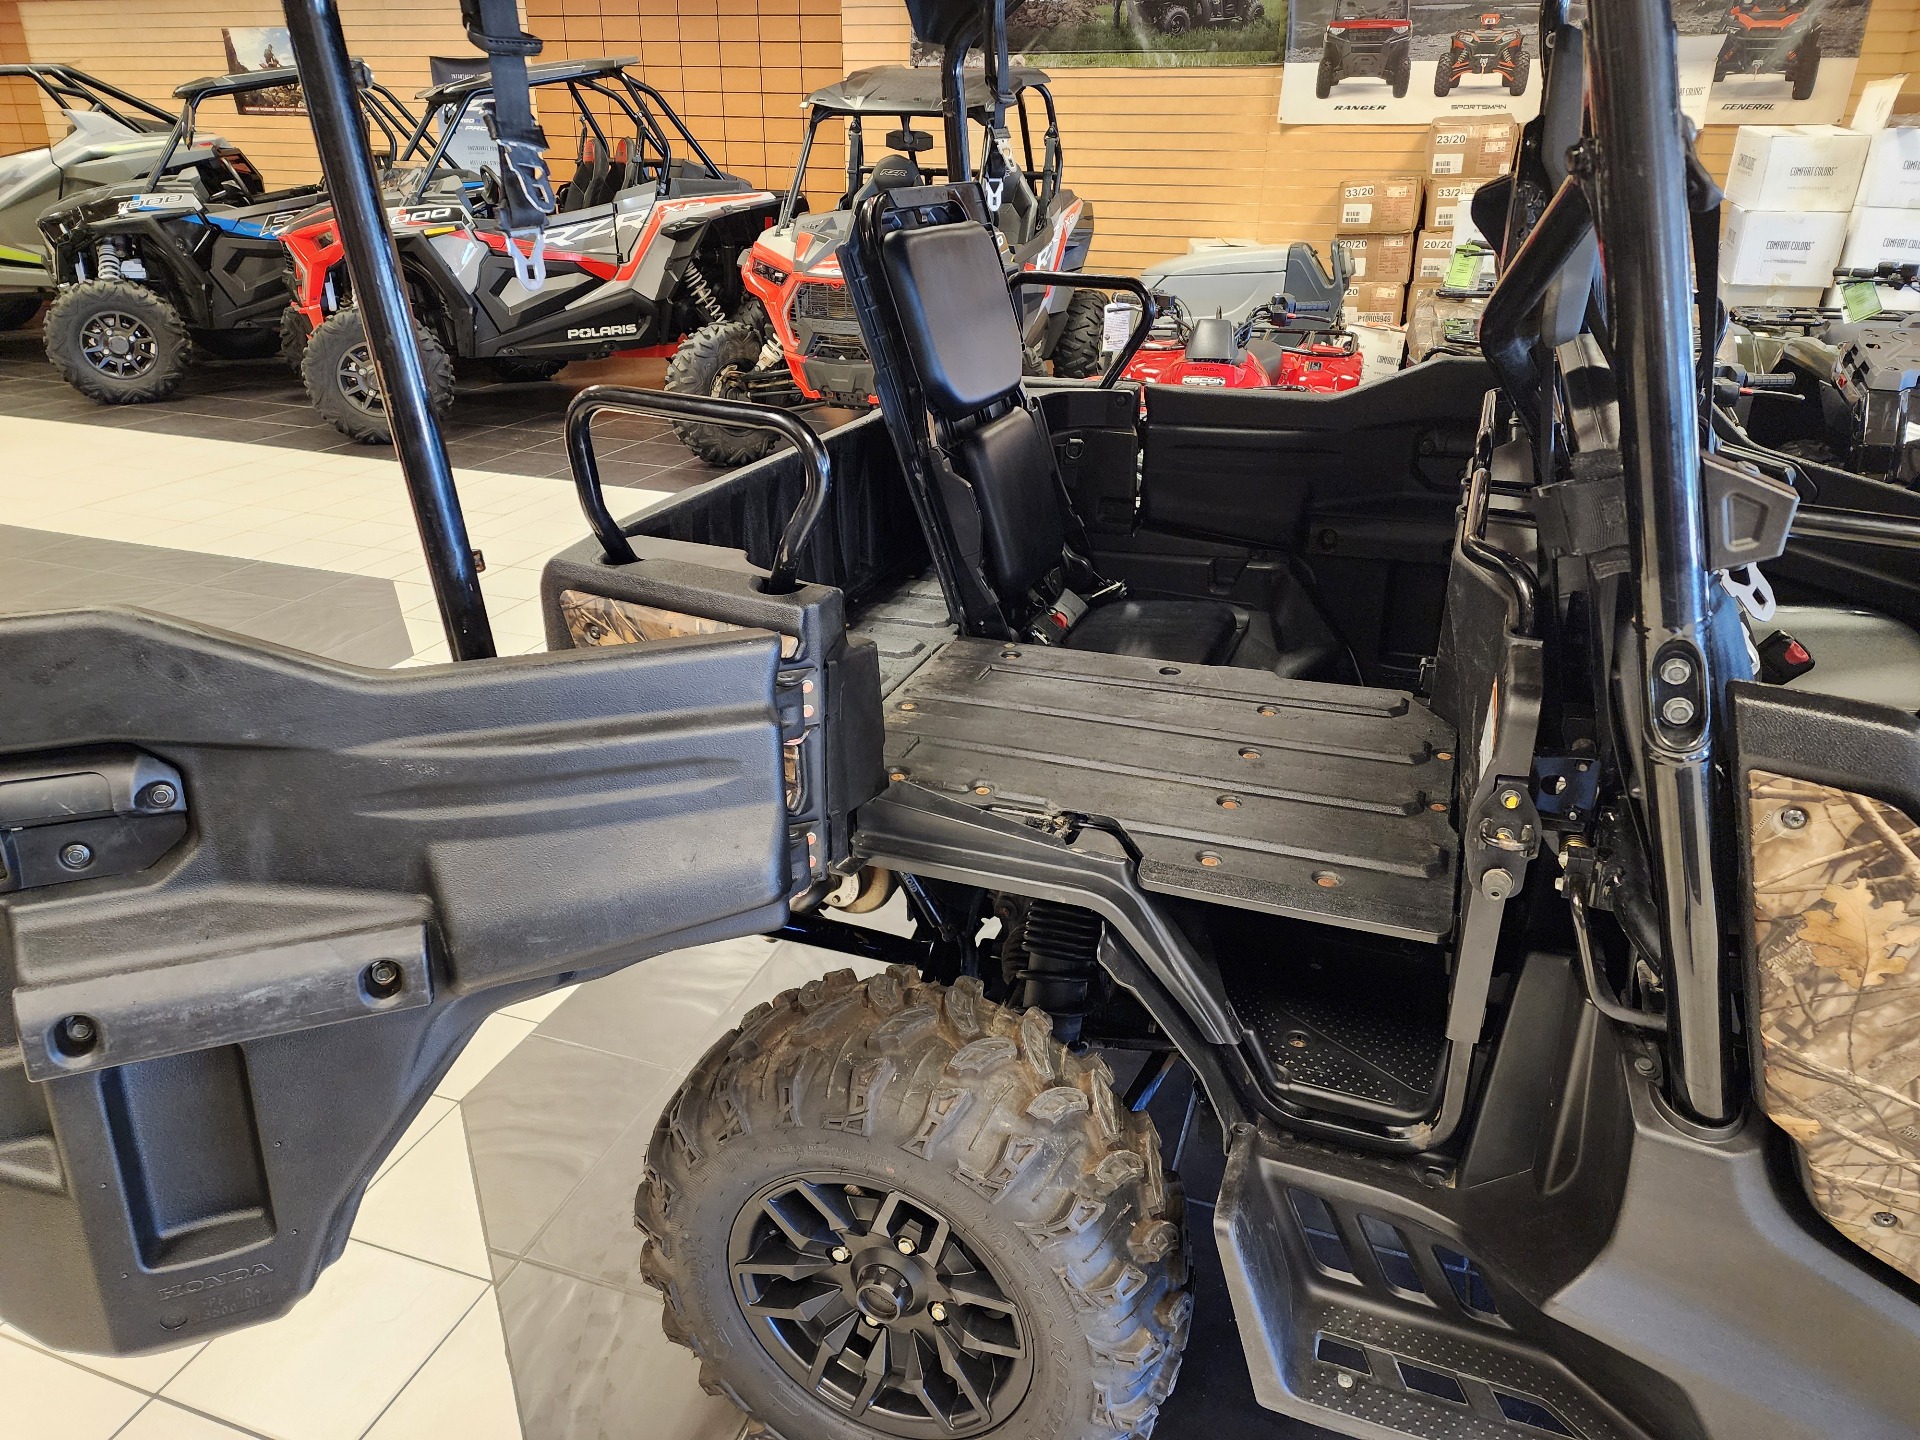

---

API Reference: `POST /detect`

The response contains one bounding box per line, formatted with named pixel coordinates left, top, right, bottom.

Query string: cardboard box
left=1722, top=283, right=1827, bottom=309
left=1857, top=127, right=1920, bottom=210
left=1724, top=126, right=1872, bottom=211
left=1424, top=118, right=1516, bottom=179
left=1334, top=232, right=1413, bottom=284
left=1840, top=205, right=1920, bottom=270
left=1428, top=178, right=1485, bottom=238
left=1350, top=322, right=1406, bottom=383
left=1412, top=230, right=1456, bottom=283
left=1721, top=205, right=1849, bottom=288
left=1344, top=281, right=1406, bottom=325
left=1337, top=176, right=1423, bottom=234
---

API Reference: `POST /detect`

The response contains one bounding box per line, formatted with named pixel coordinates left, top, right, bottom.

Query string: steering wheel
left=477, top=164, right=502, bottom=217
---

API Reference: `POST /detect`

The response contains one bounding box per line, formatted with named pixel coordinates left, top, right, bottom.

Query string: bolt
left=59, top=1015, right=97, bottom=1051
left=862, top=1317, right=878, bottom=1329
left=1197, top=851, right=1222, bottom=868
left=58, top=842, right=93, bottom=870
left=1661, top=696, right=1696, bottom=726
left=1872, top=1210, right=1900, bottom=1228
left=1336, top=1372, right=1356, bottom=1390
left=1256, top=705, right=1278, bottom=717
left=1548, top=775, right=1568, bottom=795
left=1479, top=868, right=1515, bottom=901
left=1632, top=1055, right=1657, bottom=1077
left=831, top=1246, right=851, bottom=1263
left=139, top=781, right=177, bottom=809
left=896, top=1237, right=915, bottom=1255
left=929, top=1302, right=948, bottom=1323
left=1499, top=789, right=1521, bottom=810
left=1218, top=795, right=1242, bottom=810
left=1436, top=750, right=1453, bottom=762
left=363, top=960, right=403, bottom=998
left=1779, top=806, right=1809, bottom=831
left=1660, top=656, right=1694, bottom=686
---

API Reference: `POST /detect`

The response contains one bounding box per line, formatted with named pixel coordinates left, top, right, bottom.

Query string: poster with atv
left=1281, top=0, right=1873, bottom=122
left=911, top=0, right=1283, bottom=67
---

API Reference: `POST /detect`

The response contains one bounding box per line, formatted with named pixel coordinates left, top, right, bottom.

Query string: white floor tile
left=117, top=1399, right=258, bottom=1440
left=4, top=1327, right=204, bottom=1393
left=433, top=1014, right=538, bottom=1101
left=371, top=1094, right=457, bottom=1183
left=362, top=1295, right=522, bottom=1440
left=0, top=1335, right=146, bottom=1438
left=353, top=1108, right=491, bottom=1279
left=498, top=984, right=578, bottom=1024
left=162, top=1242, right=484, bottom=1440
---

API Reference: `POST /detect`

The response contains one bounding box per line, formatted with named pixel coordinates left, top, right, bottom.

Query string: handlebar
left=564, top=385, right=830, bottom=593
left=1008, top=271, right=1156, bottom=387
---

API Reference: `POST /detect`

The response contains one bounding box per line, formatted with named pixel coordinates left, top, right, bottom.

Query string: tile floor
left=0, top=332, right=1317, bottom=1437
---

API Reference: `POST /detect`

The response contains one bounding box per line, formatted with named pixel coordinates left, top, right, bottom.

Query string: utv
left=35, top=63, right=417, bottom=403
left=0, top=65, right=185, bottom=330
left=7, top=5, right=1920, bottom=1440
left=1135, top=0, right=1265, bottom=33
left=280, top=55, right=778, bottom=443
left=1315, top=0, right=1412, bottom=99
left=1434, top=11, right=1531, bottom=97
left=1715, top=0, right=1823, bottom=100
left=664, top=64, right=1099, bottom=467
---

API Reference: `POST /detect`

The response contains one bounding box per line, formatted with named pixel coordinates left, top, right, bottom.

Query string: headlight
left=752, top=259, right=789, bottom=285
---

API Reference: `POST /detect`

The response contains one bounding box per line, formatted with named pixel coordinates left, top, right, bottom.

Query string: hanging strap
left=460, top=0, right=555, bottom=288
left=981, top=0, right=1014, bottom=218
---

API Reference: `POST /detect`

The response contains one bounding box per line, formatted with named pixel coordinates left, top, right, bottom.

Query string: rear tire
left=490, top=355, right=568, bottom=383
left=1507, top=52, right=1531, bottom=95
left=663, top=318, right=779, bottom=467
left=1158, top=3, right=1191, bottom=35
left=301, top=306, right=455, bottom=445
left=1434, top=62, right=1454, bottom=97
left=1791, top=33, right=1820, bottom=101
left=43, top=280, right=190, bottom=404
left=0, top=293, right=43, bottom=331
left=637, top=966, right=1192, bottom=1440
left=1052, top=288, right=1109, bottom=379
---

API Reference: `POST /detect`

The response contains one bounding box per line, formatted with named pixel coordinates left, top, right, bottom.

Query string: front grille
left=806, top=334, right=869, bottom=361
left=793, top=281, right=856, bottom=323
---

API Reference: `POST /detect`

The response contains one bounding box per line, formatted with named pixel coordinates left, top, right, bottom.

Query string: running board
left=1214, top=1126, right=1647, bottom=1440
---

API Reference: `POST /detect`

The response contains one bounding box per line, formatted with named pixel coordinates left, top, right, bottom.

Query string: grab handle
left=1008, top=271, right=1156, bottom=388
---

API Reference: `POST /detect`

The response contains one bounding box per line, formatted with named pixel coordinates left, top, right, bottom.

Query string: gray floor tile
left=207, top=561, right=352, bottom=602
left=463, top=1035, right=677, bottom=1257
left=497, top=1261, right=745, bottom=1440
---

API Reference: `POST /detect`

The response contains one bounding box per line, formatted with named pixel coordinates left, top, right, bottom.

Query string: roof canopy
left=174, top=61, right=371, bottom=102
left=417, top=55, right=638, bottom=106
left=803, top=63, right=1050, bottom=117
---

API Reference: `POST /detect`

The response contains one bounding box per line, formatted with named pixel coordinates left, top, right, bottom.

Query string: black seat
left=560, top=133, right=607, bottom=213
left=848, top=186, right=1287, bottom=672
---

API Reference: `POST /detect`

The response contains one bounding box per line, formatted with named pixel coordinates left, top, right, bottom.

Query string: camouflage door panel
left=1748, top=770, right=1920, bottom=1284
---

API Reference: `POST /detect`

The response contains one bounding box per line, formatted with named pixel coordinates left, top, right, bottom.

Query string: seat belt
left=460, top=0, right=555, bottom=289
left=981, top=0, right=1013, bottom=221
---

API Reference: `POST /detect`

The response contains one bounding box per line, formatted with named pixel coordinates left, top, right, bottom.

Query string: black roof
left=803, top=64, right=1050, bottom=117
left=418, top=55, right=637, bottom=106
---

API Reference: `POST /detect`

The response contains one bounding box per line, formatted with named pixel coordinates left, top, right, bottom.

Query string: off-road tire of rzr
left=665, top=318, right=780, bottom=466
left=301, top=306, right=455, bottom=445
left=279, top=307, right=311, bottom=373
left=1508, top=51, right=1531, bottom=95
left=1052, top=288, right=1109, bottom=379
left=1390, top=56, right=1410, bottom=99
left=1434, top=61, right=1455, bottom=97
left=1791, top=33, right=1820, bottom=101
left=636, top=966, right=1193, bottom=1440
left=491, top=356, right=569, bottom=383
left=1316, top=55, right=1336, bottom=99
left=0, top=293, right=43, bottom=331
left=1155, top=4, right=1193, bottom=36
left=43, top=280, right=191, bottom=404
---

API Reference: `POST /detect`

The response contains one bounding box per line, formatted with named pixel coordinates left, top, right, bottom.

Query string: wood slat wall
left=0, top=0, right=50, bottom=157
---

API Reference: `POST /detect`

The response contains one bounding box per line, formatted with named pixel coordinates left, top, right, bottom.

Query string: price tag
left=1842, top=279, right=1885, bottom=322
left=1101, top=300, right=1134, bottom=354
left=1444, top=246, right=1480, bottom=290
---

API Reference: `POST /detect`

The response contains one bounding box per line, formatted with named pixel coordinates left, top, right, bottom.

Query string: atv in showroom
left=279, top=55, right=778, bottom=442
left=1715, top=0, right=1823, bottom=99
left=9, top=5, right=1920, bottom=1440
left=35, top=63, right=417, bottom=404
left=664, top=63, right=1098, bottom=466
left=1433, top=10, right=1531, bottom=96
left=0, top=65, right=187, bottom=330
left=1316, top=0, right=1413, bottom=99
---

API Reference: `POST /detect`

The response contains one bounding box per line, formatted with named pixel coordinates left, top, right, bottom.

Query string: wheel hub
left=338, top=342, right=384, bottom=415
left=78, top=311, right=156, bottom=378
left=729, top=1175, right=1033, bottom=1437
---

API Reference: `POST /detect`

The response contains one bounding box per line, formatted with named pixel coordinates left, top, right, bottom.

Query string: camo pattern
left=1749, top=770, right=1920, bottom=1285
left=558, top=590, right=800, bottom=657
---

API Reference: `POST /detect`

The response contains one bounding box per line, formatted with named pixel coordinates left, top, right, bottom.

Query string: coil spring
left=96, top=244, right=122, bottom=283
left=681, top=262, right=726, bottom=325
left=1017, top=900, right=1104, bottom=1044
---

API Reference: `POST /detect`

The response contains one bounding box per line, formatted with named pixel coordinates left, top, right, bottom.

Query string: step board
left=883, top=639, right=1459, bottom=941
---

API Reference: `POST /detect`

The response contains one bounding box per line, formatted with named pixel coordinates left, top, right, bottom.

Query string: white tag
left=1349, top=254, right=1368, bottom=277
left=1100, top=300, right=1133, bottom=354
left=1341, top=202, right=1373, bottom=225
left=1722, top=564, right=1777, bottom=623
left=1432, top=154, right=1464, bottom=175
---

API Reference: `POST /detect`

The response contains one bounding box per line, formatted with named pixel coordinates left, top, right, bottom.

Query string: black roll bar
left=282, top=0, right=495, bottom=660
left=566, top=386, right=831, bottom=595
left=1008, top=271, right=1155, bottom=388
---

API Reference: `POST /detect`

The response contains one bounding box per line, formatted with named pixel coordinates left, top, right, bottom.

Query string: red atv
left=1121, top=291, right=1364, bottom=392
left=1716, top=0, right=1823, bottom=100
left=1434, top=11, right=1531, bottom=97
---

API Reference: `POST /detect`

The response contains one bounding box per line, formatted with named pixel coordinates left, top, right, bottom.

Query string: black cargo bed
left=883, top=639, right=1459, bottom=941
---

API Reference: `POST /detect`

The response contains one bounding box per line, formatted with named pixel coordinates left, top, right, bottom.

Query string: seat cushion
left=1775, top=604, right=1920, bottom=712
left=1065, top=599, right=1248, bottom=666
left=954, top=406, right=1069, bottom=600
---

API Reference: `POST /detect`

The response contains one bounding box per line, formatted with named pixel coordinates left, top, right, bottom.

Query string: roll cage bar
left=0, top=63, right=174, bottom=133
left=146, top=61, right=419, bottom=187
left=402, top=58, right=726, bottom=206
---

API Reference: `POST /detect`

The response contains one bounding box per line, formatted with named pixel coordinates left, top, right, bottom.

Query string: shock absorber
left=96, top=242, right=123, bottom=283
left=1017, top=901, right=1104, bottom=1044
left=681, top=262, right=726, bottom=326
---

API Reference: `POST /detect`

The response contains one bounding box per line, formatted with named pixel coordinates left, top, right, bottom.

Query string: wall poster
left=1279, top=0, right=1873, bottom=124
left=914, top=1, right=1284, bottom=68
left=221, top=26, right=305, bottom=114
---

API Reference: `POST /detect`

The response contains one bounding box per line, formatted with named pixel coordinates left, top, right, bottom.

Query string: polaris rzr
left=1434, top=10, right=1530, bottom=96
left=279, top=56, right=778, bottom=443
left=663, top=63, right=1098, bottom=466
left=12, top=5, right=1920, bottom=1440
left=35, top=63, right=416, bottom=404
left=1715, top=0, right=1823, bottom=100
left=0, top=66, right=187, bottom=330
left=1135, top=0, right=1265, bottom=33
left=1316, top=0, right=1412, bottom=99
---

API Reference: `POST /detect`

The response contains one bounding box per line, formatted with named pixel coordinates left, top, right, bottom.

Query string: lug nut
left=929, top=1302, right=948, bottom=1323
left=1660, top=657, right=1693, bottom=686
left=832, top=1246, right=851, bottom=1264
left=139, top=781, right=177, bottom=809
left=1660, top=696, right=1696, bottom=726
left=896, top=1237, right=915, bottom=1255
left=58, top=842, right=94, bottom=870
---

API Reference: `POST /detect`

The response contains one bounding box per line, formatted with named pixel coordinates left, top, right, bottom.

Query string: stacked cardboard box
left=1829, top=122, right=1920, bottom=312
left=1333, top=175, right=1421, bottom=329
left=1720, top=125, right=1871, bottom=307
left=1422, top=119, right=1517, bottom=180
